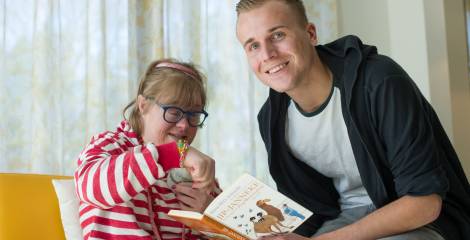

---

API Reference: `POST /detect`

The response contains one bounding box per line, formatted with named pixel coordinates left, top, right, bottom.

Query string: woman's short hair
left=123, top=59, right=206, bottom=136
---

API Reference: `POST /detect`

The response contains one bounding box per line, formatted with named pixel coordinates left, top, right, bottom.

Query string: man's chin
left=269, top=84, right=291, bottom=93
left=262, top=78, right=292, bottom=93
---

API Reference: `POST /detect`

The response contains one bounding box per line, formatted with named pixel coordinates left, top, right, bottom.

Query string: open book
left=168, top=173, right=313, bottom=240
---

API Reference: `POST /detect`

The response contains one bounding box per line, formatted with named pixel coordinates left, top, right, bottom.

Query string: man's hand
left=258, top=233, right=311, bottom=240
left=255, top=231, right=342, bottom=240
left=173, top=182, right=215, bottom=213
left=310, top=194, right=442, bottom=240
left=183, top=146, right=215, bottom=188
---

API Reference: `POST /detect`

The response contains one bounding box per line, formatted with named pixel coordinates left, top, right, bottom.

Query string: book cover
left=168, top=210, right=247, bottom=240
left=168, top=173, right=312, bottom=239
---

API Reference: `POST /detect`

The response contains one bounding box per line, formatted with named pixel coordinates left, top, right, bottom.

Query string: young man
left=235, top=0, right=470, bottom=239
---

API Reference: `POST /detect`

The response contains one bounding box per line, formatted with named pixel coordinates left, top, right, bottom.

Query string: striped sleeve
left=75, top=132, right=180, bottom=209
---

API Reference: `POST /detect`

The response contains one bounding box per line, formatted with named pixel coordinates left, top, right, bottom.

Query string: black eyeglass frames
left=157, top=103, right=208, bottom=127
left=144, top=96, right=208, bottom=127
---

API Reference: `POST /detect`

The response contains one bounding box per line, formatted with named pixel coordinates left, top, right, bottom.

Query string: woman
left=75, top=59, right=218, bottom=240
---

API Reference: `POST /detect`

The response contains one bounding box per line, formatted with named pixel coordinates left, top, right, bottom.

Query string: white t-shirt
left=285, top=81, right=372, bottom=210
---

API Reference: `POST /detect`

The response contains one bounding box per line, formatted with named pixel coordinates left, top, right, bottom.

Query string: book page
left=205, top=174, right=313, bottom=239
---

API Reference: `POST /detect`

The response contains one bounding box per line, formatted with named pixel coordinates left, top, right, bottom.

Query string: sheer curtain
left=0, top=0, right=134, bottom=175
left=0, top=0, right=337, bottom=188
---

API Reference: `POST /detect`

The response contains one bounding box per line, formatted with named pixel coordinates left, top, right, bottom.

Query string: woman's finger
left=173, top=182, right=195, bottom=196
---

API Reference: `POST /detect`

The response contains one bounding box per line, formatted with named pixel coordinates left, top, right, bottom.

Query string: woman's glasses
left=145, top=96, right=208, bottom=127
left=156, top=103, right=208, bottom=127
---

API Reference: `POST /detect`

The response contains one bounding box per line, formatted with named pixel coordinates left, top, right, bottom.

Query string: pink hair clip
left=154, top=62, right=199, bottom=80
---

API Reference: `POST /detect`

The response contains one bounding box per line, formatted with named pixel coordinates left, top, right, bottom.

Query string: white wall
left=337, top=0, right=470, bottom=177
left=337, top=0, right=391, bottom=56
left=442, top=0, right=470, bottom=177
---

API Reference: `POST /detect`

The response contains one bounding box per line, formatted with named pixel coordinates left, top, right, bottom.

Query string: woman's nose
left=175, top=115, right=190, bottom=129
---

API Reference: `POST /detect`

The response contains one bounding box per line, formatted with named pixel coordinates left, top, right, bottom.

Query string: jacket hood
left=316, top=35, right=377, bottom=104
left=319, top=34, right=377, bottom=59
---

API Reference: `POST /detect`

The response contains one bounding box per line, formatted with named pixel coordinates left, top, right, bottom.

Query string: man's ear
left=137, top=95, right=148, bottom=114
left=306, top=23, right=318, bottom=45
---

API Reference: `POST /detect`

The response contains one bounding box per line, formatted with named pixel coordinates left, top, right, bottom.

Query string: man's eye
left=272, top=32, right=285, bottom=40
left=249, top=43, right=259, bottom=51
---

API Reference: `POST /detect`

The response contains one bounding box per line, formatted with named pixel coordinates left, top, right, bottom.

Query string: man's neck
left=288, top=57, right=333, bottom=113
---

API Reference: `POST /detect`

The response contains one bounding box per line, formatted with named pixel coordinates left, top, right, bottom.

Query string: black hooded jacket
left=257, top=35, right=470, bottom=239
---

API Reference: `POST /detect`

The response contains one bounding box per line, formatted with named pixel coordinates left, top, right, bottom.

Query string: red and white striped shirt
left=75, top=120, right=201, bottom=240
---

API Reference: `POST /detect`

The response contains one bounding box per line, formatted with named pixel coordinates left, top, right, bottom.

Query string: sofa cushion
left=52, top=179, right=83, bottom=240
left=0, top=173, right=72, bottom=240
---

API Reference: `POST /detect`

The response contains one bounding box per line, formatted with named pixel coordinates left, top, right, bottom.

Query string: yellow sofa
left=0, top=173, right=73, bottom=240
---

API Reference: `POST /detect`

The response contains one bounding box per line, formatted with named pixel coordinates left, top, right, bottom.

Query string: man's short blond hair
left=236, top=0, right=308, bottom=27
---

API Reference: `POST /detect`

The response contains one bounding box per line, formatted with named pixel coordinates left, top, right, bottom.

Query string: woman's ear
left=137, top=95, right=148, bottom=114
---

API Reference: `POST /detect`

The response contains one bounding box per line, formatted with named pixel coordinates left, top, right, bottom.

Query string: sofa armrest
left=0, top=173, right=73, bottom=240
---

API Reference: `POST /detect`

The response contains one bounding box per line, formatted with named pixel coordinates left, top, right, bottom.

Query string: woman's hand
left=173, top=182, right=215, bottom=213
left=183, top=146, right=215, bottom=189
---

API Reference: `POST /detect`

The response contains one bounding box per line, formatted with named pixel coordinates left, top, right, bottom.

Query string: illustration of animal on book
left=168, top=173, right=313, bottom=240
